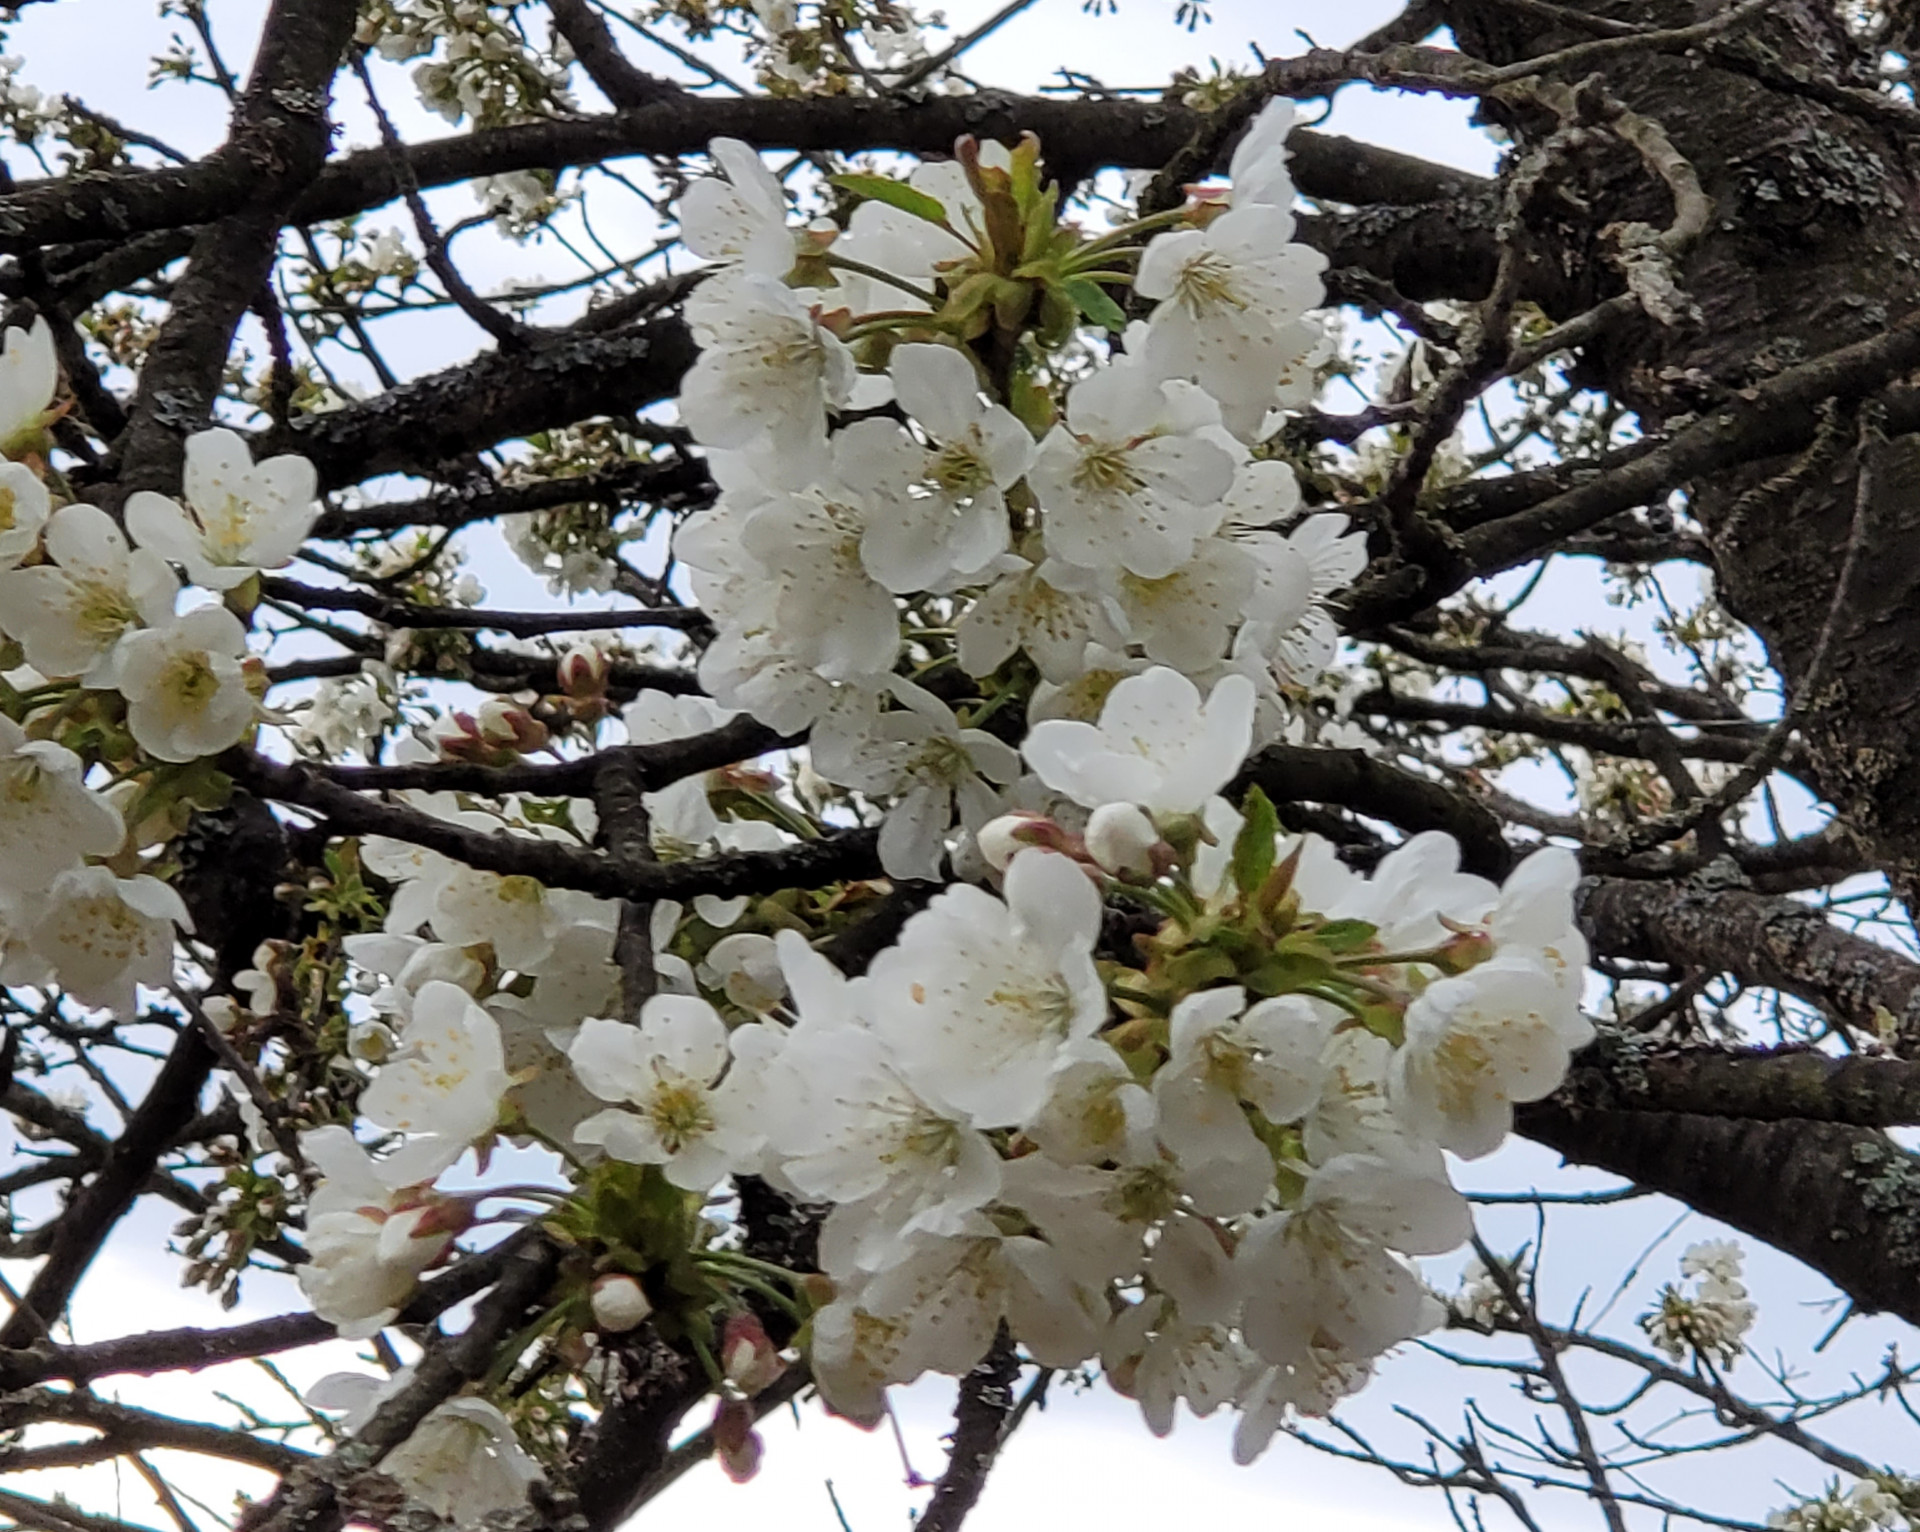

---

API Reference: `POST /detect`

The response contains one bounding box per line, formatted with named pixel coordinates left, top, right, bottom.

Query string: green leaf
left=1231, top=785, right=1280, bottom=899
left=830, top=173, right=951, bottom=229
left=1061, top=276, right=1127, bottom=333
left=1313, top=918, right=1380, bottom=954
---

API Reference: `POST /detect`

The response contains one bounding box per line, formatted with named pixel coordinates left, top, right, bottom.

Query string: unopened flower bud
left=1084, top=802, right=1161, bottom=880
left=556, top=642, right=610, bottom=701
left=976, top=810, right=1074, bottom=871
left=477, top=698, right=549, bottom=752
left=712, top=1398, right=763, bottom=1483
left=436, top=700, right=548, bottom=765
left=721, top=1311, right=784, bottom=1396
left=1430, top=928, right=1496, bottom=975
left=590, top=1274, right=653, bottom=1333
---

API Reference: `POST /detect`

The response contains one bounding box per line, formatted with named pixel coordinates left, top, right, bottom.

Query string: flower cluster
left=358, top=0, right=575, bottom=129
left=667, top=109, right=1358, bottom=882
left=1641, top=1238, right=1757, bottom=1368
left=0, top=323, right=325, bottom=1010
left=297, top=663, right=1592, bottom=1470
left=0, top=104, right=1611, bottom=1512
left=1768, top=1480, right=1907, bottom=1532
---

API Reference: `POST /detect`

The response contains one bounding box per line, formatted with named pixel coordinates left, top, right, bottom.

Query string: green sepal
left=1231, top=785, right=1280, bottom=900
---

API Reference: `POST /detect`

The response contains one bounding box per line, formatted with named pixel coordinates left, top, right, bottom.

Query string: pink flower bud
left=556, top=643, right=610, bottom=700
left=713, top=1398, right=763, bottom=1483
left=590, top=1274, right=653, bottom=1333
left=721, top=1312, right=784, bottom=1396
left=976, top=810, right=1075, bottom=871
left=476, top=698, right=549, bottom=753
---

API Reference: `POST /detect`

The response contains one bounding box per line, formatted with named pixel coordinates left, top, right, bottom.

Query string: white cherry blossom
left=296, top=1125, right=466, bottom=1337
left=1023, top=667, right=1255, bottom=818
left=373, top=1397, right=543, bottom=1525
left=1031, top=354, right=1236, bottom=579
left=998, top=1152, right=1164, bottom=1288
left=623, top=689, right=737, bottom=853
left=28, top=867, right=188, bottom=1015
left=1226, top=97, right=1300, bottom=209
left=678, top=137, right=796, bottom=278
left=834, top=343, right=1033, bottom=592
left=116, top=604, right=257, bottom=762
left=1303, top=1025, right=1439, bottom=1170
left=2, top=503, right=178, bottom=686
left=783, top=1022, right=1003, bottom=1273
left=1105, top=1297, right=1249, bottom=1438
left=1025, top=1044, right=1158, bottom=1167
left=124, top=427, right=319, bottom=589
left=678, top=272, right=856, bottom=453
left=1154, top=988, right=1328, bottom=1215
left=956, top=553, right=1125, bottom=683
left=1137, top=204, right=1326, bottom=438
left=0, top=716, right=124, bottom=891
left=868, top=848, right=1106, bottom=1128
left=1105, top=532, right=1259, bottom=673
left=826, top=149, right=985, bottom=311
left=811, top=684, right=1020, bottom=882
left=0, top=461, right=49, bottom=568
left=360, top=980, right=510, bottom=1180
left=1391, top=952, right=1585, bottom=1159
left=1235, top=1154, right=1469, bottom=1365
left=1487, top=844, right=1592, bottom=1014
left=810, top=1223, right=1103, bottom=1422
left=0, top=317, right=55, bottom=447
left=570, top=996, right=765, bottom=1189
left=422, top=863, right=576, bottom=974
left=306, top=1373, right=542, bottom=1529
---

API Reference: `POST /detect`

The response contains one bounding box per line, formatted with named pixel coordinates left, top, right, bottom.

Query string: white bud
left=975, top=810, right=1060, bottom=872
left=1085, top=802, right=1159, bottom=879
left=591, top=1274, right=653, bottom=1333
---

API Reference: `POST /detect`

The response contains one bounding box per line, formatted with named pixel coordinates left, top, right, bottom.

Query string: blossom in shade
left=28, top=867, right=188, bottom=1016
left=0, top=715, right=124, bottom=892
left=116, top=605, right=257, bottom=763
left=569, top=995, right=766, bottom=1190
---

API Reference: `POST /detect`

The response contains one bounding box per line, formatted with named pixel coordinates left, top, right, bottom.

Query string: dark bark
left=1446, top=0, right=1920, bottom=896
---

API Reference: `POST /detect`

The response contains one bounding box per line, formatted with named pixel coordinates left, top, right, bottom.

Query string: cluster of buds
left=977, top=806, right=1176, bottom=883
left=433, top=699, right=550, bottom=765
left=711, top=1312, right=788, bottom=1482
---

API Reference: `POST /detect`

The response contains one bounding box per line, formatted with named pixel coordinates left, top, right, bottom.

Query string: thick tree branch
left=109, top=0, right=358, bottom=499
left=0, top=93, right=1488, bottom=256
left=1576, top=876, right=1920, bottom=1042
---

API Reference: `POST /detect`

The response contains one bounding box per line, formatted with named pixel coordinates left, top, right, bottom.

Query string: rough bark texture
left=1452, top=1, right=1920, bottom=893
